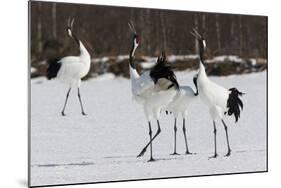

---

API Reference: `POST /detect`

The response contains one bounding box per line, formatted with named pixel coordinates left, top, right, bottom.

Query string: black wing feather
left=46, top=58, right=61, bottom=80
left=149, top=56, right=179, bottom=90
left=226, top=88, right=244, bottom=122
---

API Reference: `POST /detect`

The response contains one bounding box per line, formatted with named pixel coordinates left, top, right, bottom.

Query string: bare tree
left=30, top=1, right=267, bottom=60
left=160, top=11, right=168, bottom=52
left=202, top=14, right=206, bottom=33
left=239, top=15, right=243, bottom=56
left=215, top=14, right=221, bottom=53
left=52, top=3, right=57, bottom=39
left=37, top=2, right=43, bottom=53
left=194, top=13, right=199, bottom=54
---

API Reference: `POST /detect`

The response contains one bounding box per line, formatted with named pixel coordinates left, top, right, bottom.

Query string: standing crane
left=165, top=76, right=198, bottom=155
left=47, top=18, right=91, bottom=116
left=190, top=29, right=244, bottom=158
left=128, top=22, right=179, bottom=161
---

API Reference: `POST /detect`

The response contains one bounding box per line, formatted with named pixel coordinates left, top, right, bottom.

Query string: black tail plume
left=46, top=58, right=61, bottom=80
left=149, top=52, right=179, bottom=90
left=226, top=88, right=244, bottom=122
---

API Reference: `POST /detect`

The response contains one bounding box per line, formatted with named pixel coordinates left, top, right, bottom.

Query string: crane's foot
left=224, top=149, right=231, bottom=157
left=61, top=111, right=66, bottom=116
left=185, top=151, right=195, bottom=155
left=208, top=153, right=218, bottom=159
left=81, top=111, right=87, bottom=116
left=137, top=148, right=147, bottom=158
left=148, top=157, right=156, bottom=162
left=170, top=152, right=180, bottom=155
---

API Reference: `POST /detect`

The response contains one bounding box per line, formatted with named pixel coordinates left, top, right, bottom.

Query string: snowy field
left=30, top=71, right=267, bottom=187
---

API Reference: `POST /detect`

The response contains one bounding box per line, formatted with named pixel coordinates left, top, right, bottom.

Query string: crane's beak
left=190, top=28, right=203, bottom=40
left=128, top=21, right=137, bottom=35
left=67, top=17, right=75, bottom=37
left=67, top=17, right=75, bottom=29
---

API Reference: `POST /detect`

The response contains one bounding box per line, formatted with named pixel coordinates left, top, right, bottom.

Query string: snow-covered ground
left=30, top=71, right=267, bottom=187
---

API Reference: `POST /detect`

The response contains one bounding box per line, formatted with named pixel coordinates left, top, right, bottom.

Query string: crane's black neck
left=193, top=76, right=199, bottom=96
left=72, top=32, right=80, bottom=47
left=199, top=40, right=205, bottom=65
left=129, top=41, right=136, bottom=69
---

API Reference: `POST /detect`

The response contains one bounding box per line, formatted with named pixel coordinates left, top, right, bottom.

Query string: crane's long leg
left=222, top=120, right=231, bottom=157
left=61, top=88, right=71, bottom=116
left=148, top=121, right=154, bottom=162
left=78, top=88, right=87, bottom=116
left=171, top=118, right=179, bottom=155
left=137, top=120, right=162, bottom=161
left=183, top=118, right=192, bottom=154
left=209, top=121, right=218, bottom=159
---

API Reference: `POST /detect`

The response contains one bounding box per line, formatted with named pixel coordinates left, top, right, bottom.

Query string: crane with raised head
left=190, top=28, right=244, bottom=158
left=47, top=18, right=91, bottom=116
left=128, top=22, right=179, bottom=161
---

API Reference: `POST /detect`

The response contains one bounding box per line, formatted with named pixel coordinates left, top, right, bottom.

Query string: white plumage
left=47, top=18, right=91, bottom=116
left=191, top=29, right=244, bottom=158
left=57, top=44, right=90, bottom=87
left=128, top=22, right=178, bottom=161
left=165, top=83, right=198, bottom=155
left=129, top=67, right=154, bottom=103
left=197, top=63, right=229, bottom=120
left=167, top=87, right=196, bottom=118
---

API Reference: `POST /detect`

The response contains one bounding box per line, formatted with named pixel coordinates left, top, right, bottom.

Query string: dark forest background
left=30, top=1, right=268, bottom=78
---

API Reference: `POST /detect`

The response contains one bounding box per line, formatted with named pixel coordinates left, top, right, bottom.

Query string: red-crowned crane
left=128, top=22, right=179, bottom=161
left=190, top=29, right=244, bottom=158
left=165, top=76, right=198, bottom=155
left=47, top=18, right=91, bottom=116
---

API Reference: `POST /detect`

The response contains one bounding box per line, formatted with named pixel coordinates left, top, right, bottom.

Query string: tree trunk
left=239, top=15, right=243, bottom=56
left=37, top=2, right=42, bottom=53
left=215, top=14, right=221, bottom=53
left=202, top=14, right=206, bottom=32
left=194, top=14, right=199, bottom=54
left=160, top=12, right=167, bottom=52
left=52, top=3, right=57, bottom=39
